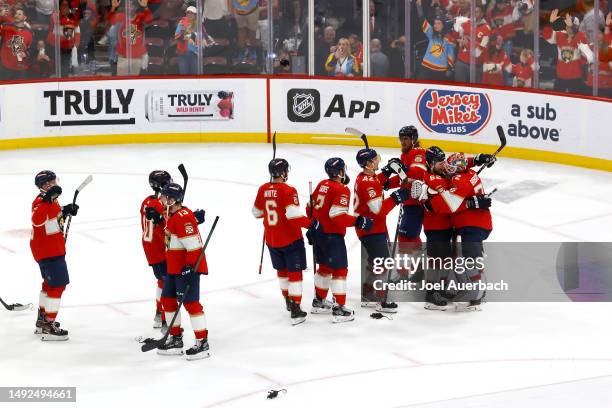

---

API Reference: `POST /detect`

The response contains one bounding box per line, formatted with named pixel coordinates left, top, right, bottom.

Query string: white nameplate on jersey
left=145, top=90, right=234, bottom=122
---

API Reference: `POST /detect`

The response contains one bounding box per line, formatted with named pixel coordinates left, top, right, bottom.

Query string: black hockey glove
left=145, top=206, right=164, bottom=225
left=474, top=153, right=496, bottom=168
left=390, top=188, right=409, bottom=205
left=181, top=265, right=195, bottom=276
left=354, top=216, right=373, bottom=232
left=466, top=195, right=492, bottom=209
left=62, top=203, right=79, bottom=217
left=306, top=219, right=322, bottom=245
left=42, top=185, right=62, bottom=203
left=381, top=158, right=407, bottom=178
left=194, top=209, right=205, bottom=225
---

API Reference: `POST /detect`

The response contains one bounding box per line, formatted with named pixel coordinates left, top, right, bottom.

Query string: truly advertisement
left=145, top=90, right=234, bottom=122
left=416, top=89, right=492, bottom=136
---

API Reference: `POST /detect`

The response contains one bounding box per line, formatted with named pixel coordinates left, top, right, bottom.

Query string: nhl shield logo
left=287, top=88, right=320, bottom=122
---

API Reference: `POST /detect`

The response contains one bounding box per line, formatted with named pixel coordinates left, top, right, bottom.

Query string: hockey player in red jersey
left=425, top=152, right=494, bottom=312
left=354, top=148, right=409, bottom=313
left=31, top=170, right=78, bottom=341
left=141, top=170, right=172, bottom=330
left=156, top=183, right=210, bottom=360
left=252, top=158, right=311, bottom=325
left=308, top=157, right=373, bottom=323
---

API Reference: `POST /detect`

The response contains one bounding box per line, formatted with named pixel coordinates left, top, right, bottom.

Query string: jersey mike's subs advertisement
left=144, top=90, right=234, bottom=123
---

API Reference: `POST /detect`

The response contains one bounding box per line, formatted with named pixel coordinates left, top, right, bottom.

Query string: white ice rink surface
left=1, top=143, right=611, bottom=408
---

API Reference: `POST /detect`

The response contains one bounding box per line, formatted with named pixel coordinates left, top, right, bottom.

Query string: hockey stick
left=141, top=215, right=220, bottom=352
left=308, top=181, right=317, bottom=274
left=476, top=126, right=507, bottom=175
left=381, top=206, right=404, bottom=305
left=178, top=164, right=188, bottom=200
left=258, top=131, right=276, bottom=275
left=0, top=296, right=32, bottom=311
left=64, top=175, right=93, bottom=242
left=345, top=127, right=369, bottom=148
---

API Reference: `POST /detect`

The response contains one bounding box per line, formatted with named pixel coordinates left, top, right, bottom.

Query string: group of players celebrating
left=27, top=124, right=496, bottom=359
left=252, top=125, right=496, bottom=326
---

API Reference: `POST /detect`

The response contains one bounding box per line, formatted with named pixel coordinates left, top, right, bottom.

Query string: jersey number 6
left=265, top=200, right=278, bottom=226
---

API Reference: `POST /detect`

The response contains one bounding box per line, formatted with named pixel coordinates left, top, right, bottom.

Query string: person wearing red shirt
left=0, top=9, right=32, bottom=80
left=308, top=157, right=373, bottom=323
left=452, top=5, right=491, bottom=83
left=252, top=159, right=311, bottom=325
left=140, top=170, right=172, bottom=331
left=585, top=22, right=612, bottom=98
left=156, top=183, right=210, bottom=360
left=425, top=153, right=494, bottom=312
left=109, top=0, right=153, bottom=76
left=479, top=33, right=511, bottom=86
left=354, top=148, right=408, bottom=313
left=47, top=0, right=81, bottom=77
left=545, top=9, right=593, bottom=93
left=31, top=171, right=78, bottom=341
left=509, top=48, right=534, bottom=87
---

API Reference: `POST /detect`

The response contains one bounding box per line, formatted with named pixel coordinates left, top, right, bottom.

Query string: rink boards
left=0, top=76, right=610, bottom=171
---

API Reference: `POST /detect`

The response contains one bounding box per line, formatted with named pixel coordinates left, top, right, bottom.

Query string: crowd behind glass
left=0, top=0, right=610, bottom=97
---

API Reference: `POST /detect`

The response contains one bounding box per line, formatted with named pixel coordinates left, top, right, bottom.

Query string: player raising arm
left=156, top=183, right=210, bottom=360
left=252, top=159, right=311, bottom=326
left=354, top=149, right=409, bottom=313
left=308, top=157, right=373, bottom=323
left=31, top=171, right=78, bottom=341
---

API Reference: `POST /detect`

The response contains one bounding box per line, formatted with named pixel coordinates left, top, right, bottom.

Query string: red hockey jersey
left=454, top=19, right=491, bottom=65
left=252, top=182, right=310, bottom=248
left=110, top=8, right=153, bottom=58
left=480, top=47, right=511, bottom=86
left=311, top=179, right=356, bottom=236
left=379, top=147, right=428, bottom=207
left=165, top=207, right=207, bottom=275
left=422, top=172, right=452, bottom=231
left=140, top=195, right=166, bottom=265
left=0, top=23, right=32, bottom=71
left=428, top=168, right=492, bottom=230
left=544, top=27, right=590, bottom=79
left=353, top=172, right=397, bottom=238
left=30, top=196, right=66, bottom=262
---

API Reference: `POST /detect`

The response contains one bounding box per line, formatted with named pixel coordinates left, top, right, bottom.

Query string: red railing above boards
left=0, top=73, right=610, bottom=103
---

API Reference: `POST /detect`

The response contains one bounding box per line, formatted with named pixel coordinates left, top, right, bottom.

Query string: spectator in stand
left=47, top=0, right=81, bottom=77
left=579, top=1, right=606, bottom=44
left=258, top=0, right=278, bottom=54
left=486, top=0, right=520, bottom=58
left=479, top=32, right=510, bottom=86
left=175, top=5, right=198, bottom=75
left=370, top=38, right=389, bottom=77
left=315, top=25, right=335, bottom=75
left=0, top=8, right=32, bottom=80
left=451, top=4, right=491, bottom=83
left=585, top=13, right=612, bottom=97
left=110, top=0, right=152, bottom=76
left=0, top=3, right=13, bottom=23
left=32, top=0, right=53, bottom=23
left=415, top=0, right=455, bottom=81
left=229, top=0, right=258, bottom=52
left=203, top=0, right=230, bottom=38
left=30, top=39, right=54, bottom=78
left=273, top=49, right=292, bottom=74
left=508, top=47, right=534, bottom=87
left=387, top=35, right=406, bottom=77
left=348, top=34, right=363, bottom=66
left=370, top=0, right=386, bottom=45
left=78, top=1, right=98, bottom=68
left=324, top=37, right=360, bottom=77
left=545, top=9, right=593, bottom=93
left=147, top=0, right=162, bottom=19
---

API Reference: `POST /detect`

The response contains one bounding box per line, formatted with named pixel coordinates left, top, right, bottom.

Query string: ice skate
left=40, top=321, right=69, bottom=341
left=454, top=299, right=483, bottom=312
left=289, top=301, right=307, bottom=326
left=157, top=335, right=184, bottom=355
left=185, top=339, right=210, bottom=361
left=424, top=290, right=449, bottom=311
left=311, top=297, right=333, bottom=314
left=332, top=305, right=355, bottom=323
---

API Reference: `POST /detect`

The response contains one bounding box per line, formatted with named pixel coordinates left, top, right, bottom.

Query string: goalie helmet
left=445, top=152, right=468, bottom=175
left=148, top=170, right=172, bottom=192
left=35, top=170, right=57, bottom=188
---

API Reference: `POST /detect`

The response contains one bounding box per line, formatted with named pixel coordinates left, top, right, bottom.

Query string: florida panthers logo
left=561, top=48, right=574, bottom=63
left=8, top=35, right=26, bottom=57
left=123, top=24, right=142, bottom=45
left=416, top=89, right=492, bottom=136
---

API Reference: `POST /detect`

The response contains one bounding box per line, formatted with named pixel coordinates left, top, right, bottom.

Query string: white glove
left=410, top=180, right=428, bottom=201
left=389, top=161, right=408, bottom=182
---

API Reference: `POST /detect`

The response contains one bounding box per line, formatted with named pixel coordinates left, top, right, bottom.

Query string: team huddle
left=28, top=125, right=496, bottom=358
left=252, top=126, right=496, bottom=325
